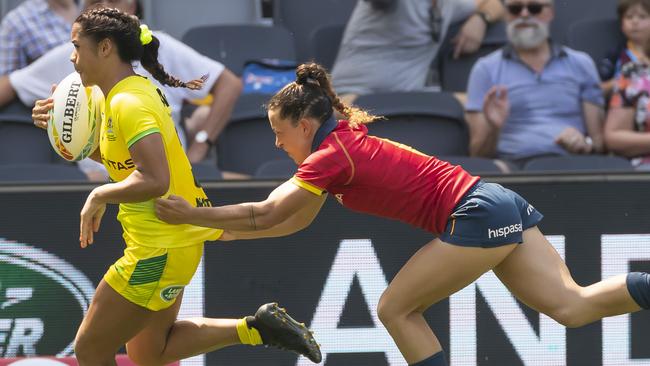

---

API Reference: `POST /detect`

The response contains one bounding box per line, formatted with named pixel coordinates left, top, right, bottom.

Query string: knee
left=126, top=347, right=164, bottom=366
left=377, top=292, right=414, bottom=330
left=74, top=334, right=110, bottom=363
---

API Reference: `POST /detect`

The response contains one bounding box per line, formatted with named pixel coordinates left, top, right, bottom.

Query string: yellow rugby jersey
left=100, top=75, right=222, bottom=248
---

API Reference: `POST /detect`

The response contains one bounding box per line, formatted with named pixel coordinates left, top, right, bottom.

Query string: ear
left=298, top=118, right=314, bottom=136
left=97, top=38, right=112, bottom=57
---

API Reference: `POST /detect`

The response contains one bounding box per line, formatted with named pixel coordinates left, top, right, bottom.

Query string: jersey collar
left=311, top=114, right=338, bottom=152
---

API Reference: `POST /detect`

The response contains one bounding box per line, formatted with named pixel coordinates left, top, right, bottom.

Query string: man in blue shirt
left=464, top=0, right=605, bottom=165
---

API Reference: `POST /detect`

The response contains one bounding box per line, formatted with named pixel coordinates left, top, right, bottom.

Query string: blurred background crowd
left=0, top=0, right=645, bottom=183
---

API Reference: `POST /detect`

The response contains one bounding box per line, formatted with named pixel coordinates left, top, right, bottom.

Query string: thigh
left=382, top=238, right=517, bottom=314
left=75, top=280, right=154, bottom=353
left=126, top=291, right=183, bottom=359
left=492, top=226, right=579, bottom=313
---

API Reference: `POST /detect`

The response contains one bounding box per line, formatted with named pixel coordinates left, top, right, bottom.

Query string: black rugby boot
left=251, top=302, right=322, bottom=363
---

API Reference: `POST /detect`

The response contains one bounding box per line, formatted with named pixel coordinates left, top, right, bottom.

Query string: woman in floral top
left=605, top=61, right=650, bottom=169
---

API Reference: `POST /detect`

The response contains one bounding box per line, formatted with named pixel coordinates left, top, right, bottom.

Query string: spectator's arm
left=604, top=106, right=650, bottom=157
left=465, top=111, right=500, bottom=157
left=465, top=59, right=502, bottom=157
left=582, top=102, right=605, bottom=153
left=185, top=68, right=243, bottom=163
left=476, top=0, right=506, bottom=22
left=0, top=19, right=22, bottom=76
left=0, top=75, right=16, bottom=107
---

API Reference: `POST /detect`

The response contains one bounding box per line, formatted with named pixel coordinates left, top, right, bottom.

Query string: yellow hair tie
left=139, top=24, right=153, bottom=45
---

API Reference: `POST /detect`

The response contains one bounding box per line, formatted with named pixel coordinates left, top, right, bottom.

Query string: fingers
left=79, top=215, right=93, bottom=248
left=50, top=83, right=57, bottom=94
left=32, top=98, right=53, bottom=129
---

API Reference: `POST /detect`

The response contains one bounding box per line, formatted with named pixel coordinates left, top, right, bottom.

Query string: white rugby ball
left=47, top=72, right=103, bottom=161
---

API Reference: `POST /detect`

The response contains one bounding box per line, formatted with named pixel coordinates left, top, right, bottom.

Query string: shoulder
left=110, top=80, right=155, bottom=112
left=561, top=46, right=597, bottom=69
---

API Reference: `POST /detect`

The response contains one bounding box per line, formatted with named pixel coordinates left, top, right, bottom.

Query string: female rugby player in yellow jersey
left=31, top=7, right=320, bottom=366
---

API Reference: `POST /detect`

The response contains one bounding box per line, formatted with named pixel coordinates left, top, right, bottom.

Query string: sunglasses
left=506, top=2, right=551, bottom=16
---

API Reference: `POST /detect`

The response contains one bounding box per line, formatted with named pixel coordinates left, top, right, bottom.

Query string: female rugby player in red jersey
left=155, top=62, right=650, bottom=366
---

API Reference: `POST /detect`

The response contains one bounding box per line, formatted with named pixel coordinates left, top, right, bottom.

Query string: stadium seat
left=551, top=0, right=616, bottom=44
left=0, top=163, right=86, bottom=183
left=0, top=120, right=54, bottom=164
left=181, top=24, right=296, bottom=76
left=440, top=156, right=513, bottom=175
left=567, top=18, right=624, bottom=79
left=191, top=161, right=223, bottom=182
left=307, top=24, right=345, bottom=71
left=273, top=0, right=357, bottom=62
left=522, top=155, right=634, bottom=173
left=254, top=159, right=295, bottom=179
left=439, top=22, right=507, bottom=92
left=354, top=91, right=469, bottom=156
left=216, top=94, right=286, bottom=175
left=0, top=100, right=33, bottom=123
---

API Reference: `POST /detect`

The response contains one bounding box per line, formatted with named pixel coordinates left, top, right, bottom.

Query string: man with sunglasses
left=464, top=0, right=606, bottom=167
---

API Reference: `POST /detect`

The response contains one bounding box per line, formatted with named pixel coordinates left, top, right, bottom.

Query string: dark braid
left=268, top=62, right=378, bottom=127
left=75, top=7, right=197, bottom=89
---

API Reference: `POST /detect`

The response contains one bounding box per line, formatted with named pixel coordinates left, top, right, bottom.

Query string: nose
left=275, top=136, right=281, bottom=149
left=69, top=50, right=76, bottom=64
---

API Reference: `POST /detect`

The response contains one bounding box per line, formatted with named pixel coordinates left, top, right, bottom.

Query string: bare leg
left=75, top=280, right=242, bottom=366
left=74, top=280, right=154, bottom=366
left=493, top=226, right=641, bottom=328
left=378, top=239, right=517, bottom=364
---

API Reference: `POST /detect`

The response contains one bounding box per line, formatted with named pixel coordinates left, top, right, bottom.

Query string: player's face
left=69, top=23, right=101, bottom=86
left=268, top=109, right=313, bottom=165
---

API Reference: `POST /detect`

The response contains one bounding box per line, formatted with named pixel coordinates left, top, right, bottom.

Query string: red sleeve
left=292, top=144, right=350, bottom=195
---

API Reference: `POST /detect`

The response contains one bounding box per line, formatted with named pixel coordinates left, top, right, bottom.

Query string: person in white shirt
left=0, top=0, right=242, bottom=179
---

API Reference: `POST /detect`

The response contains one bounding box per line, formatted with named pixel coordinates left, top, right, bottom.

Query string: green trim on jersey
left=127, top=128, right=161, bottom=148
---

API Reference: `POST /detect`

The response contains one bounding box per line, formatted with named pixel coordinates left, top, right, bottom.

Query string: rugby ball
left=47, top=72, right=103, bottom=161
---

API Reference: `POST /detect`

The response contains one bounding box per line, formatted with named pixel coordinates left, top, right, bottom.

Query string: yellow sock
left=236, top=318, right=263, bottom=345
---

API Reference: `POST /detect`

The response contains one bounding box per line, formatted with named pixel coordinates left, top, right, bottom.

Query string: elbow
left=151, top=176, right=169, bottom=197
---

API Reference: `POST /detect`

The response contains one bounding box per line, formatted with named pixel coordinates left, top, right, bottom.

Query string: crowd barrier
left=1, top=174, right=649, bottom=365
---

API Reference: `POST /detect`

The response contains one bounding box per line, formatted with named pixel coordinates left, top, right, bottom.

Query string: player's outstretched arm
left=155, top=180, right=325, bottom=233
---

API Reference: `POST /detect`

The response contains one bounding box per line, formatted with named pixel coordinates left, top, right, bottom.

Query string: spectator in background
left=331, top=0, right=505, bottom=104
left=0, top=0, right=79, bottom=75
left=464, top=0, right=605, bottom=167
left=604, top=61, right=650, bottom=170
left=601, top=0, right=650, bottom=95
left=1, top=0, right=242, bottom=179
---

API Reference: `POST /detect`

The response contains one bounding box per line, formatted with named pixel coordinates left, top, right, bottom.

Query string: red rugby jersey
left=292, top=121, right=480, bottom=234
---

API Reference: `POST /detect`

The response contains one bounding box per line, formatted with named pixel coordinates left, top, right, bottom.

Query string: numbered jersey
left=100, top=75, right=221, bottom=248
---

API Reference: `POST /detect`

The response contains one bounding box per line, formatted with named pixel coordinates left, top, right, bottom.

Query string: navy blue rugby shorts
left=439, top=180, right=543, bottom=247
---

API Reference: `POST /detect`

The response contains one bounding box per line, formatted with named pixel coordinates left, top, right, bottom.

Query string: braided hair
left=75, top=7, right=197, bottom=89
left=267, top=62, right=378, bottom=127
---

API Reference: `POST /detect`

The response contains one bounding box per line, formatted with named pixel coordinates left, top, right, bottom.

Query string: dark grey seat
left=0, top=163, right=86, bottom=183
left=567, top=18, right=624, bottom=80
left=216, top=94, right=286, bottom=175
left=0, top=120, right=54, bottom=164
left=439, top=22, right=507, bottom=92
left=354, top=91, right=469, bottom=156
left=182, top=24, right=296, bottom=76
left=523, top=155, right=634, bottom=173
left=307, top=24, right=345, bottom=71
left=254, top=159, right=295, bottom=179
left=191, top=161, right=222, bottom=182
left=273, top=0, right=357, bottom=63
